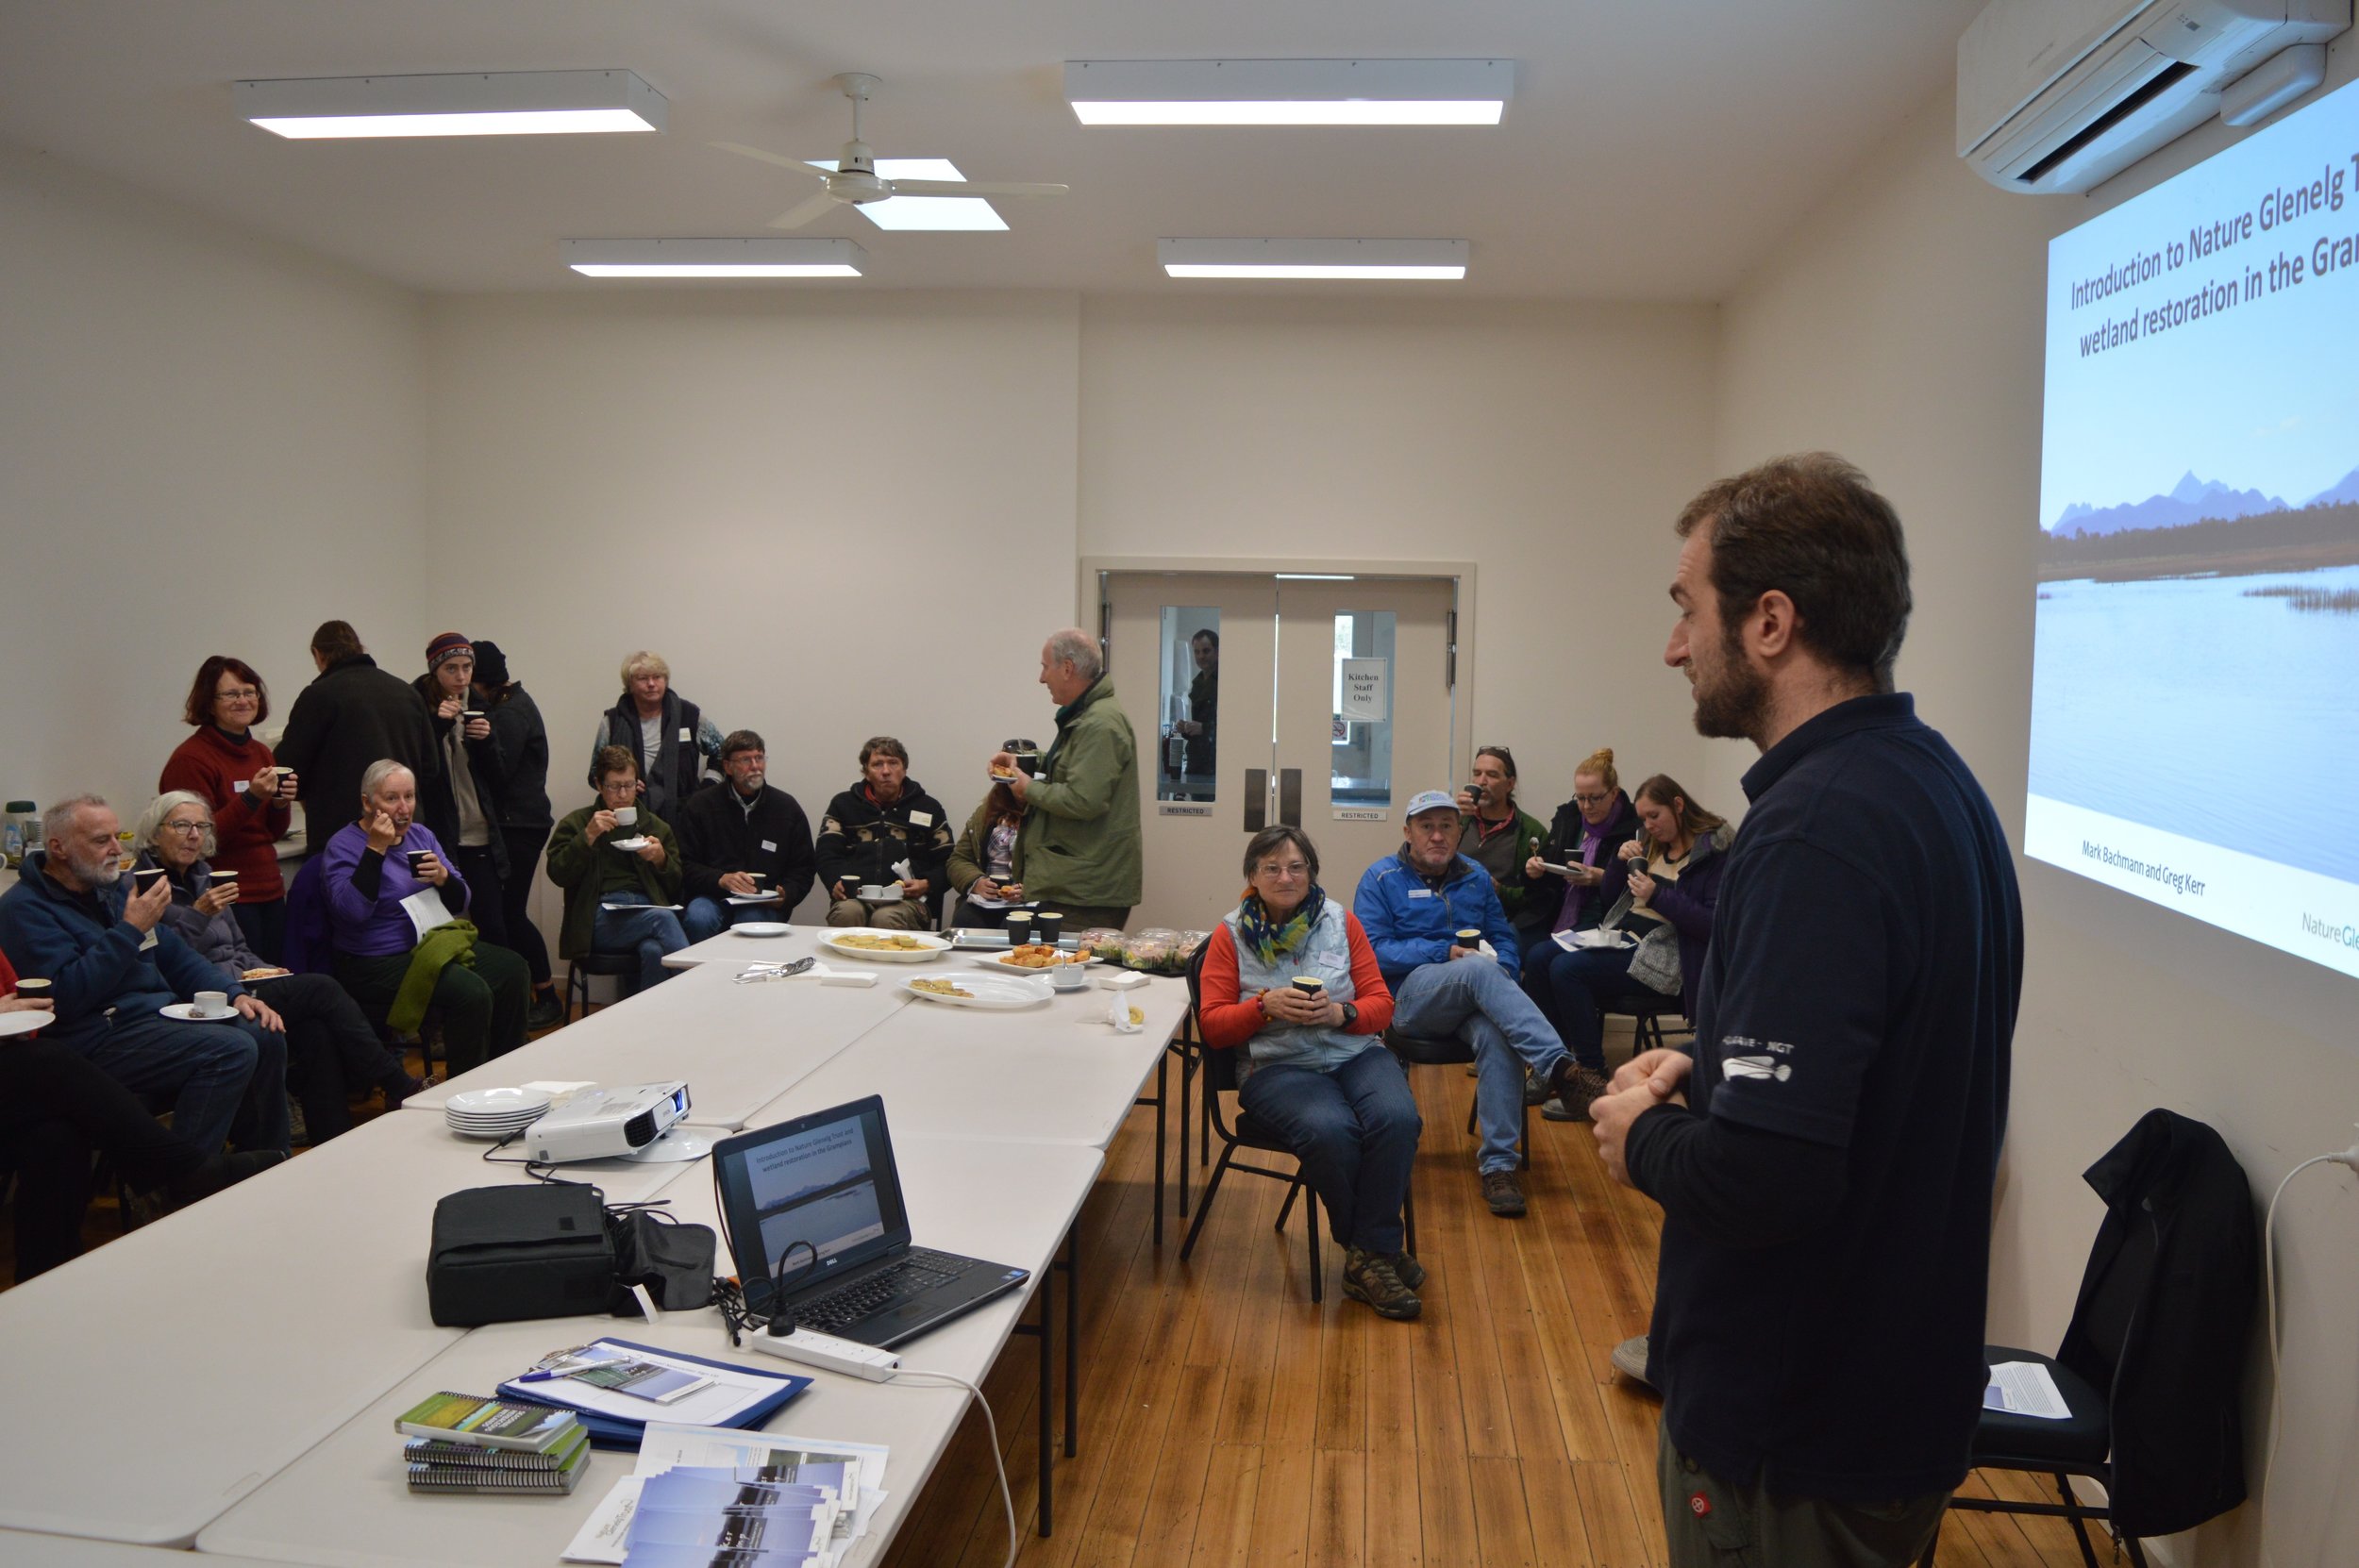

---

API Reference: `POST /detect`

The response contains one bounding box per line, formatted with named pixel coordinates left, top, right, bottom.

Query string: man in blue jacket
left=0, top=794, right=289, bottom=1157
left=1354, top=790, right=1586, bottom=1217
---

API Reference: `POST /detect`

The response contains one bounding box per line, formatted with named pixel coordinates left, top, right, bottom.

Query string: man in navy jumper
left=0, top=794, right=289, bottom=1157
left=1591, top=454, right=2022, bottom=1565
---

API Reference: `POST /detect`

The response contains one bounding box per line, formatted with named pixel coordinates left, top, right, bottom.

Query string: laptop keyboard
left=795, top=1248, right=968, bottom=1332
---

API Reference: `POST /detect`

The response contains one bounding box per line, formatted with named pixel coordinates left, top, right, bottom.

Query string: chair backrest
left=1183, top=939, right=1246, bottom=1109
left=281, top=855, right=334, bottom=975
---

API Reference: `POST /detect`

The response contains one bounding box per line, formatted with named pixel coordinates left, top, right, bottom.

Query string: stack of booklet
left=395, top=1392, right=593, bottom=1495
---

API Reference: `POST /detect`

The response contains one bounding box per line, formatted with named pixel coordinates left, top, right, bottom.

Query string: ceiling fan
left=713, top=73, right=1068, bottom=230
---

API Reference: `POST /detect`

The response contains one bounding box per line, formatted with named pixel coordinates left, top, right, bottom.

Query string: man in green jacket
left=988, top=628, right=1142, bottom=930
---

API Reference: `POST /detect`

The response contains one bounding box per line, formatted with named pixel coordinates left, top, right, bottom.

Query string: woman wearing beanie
left=410, top=632, right=511, bottom=946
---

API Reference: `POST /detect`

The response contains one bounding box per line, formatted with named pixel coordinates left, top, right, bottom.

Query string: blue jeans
left=678, top=897, right=738, bottom=944
left=1521, top=942, right=1656, bottom=1073
left=594, top=892, right=696, bottom=995
left=1393, top=957, right=1569, bottom=1176
left=76, top=1006, right=287, bottom=1155
left=1237, top=1044, right=1422, bottom=1254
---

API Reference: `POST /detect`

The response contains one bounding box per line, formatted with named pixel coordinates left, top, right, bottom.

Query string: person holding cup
left=159, top=655, right=297, bottom=961
left=816, top=737, right=954, bottom=930
left=677, top=730, right=816, bottom=938
left=546, top=746, right=695, bottom=996
left=410, top=634, right=510, bottom=948
left=136, top=792, right=422, bottom=1142
left=1196, top=826, right=1421, bottom=1320
left=318, top=761, right=530, bottom=1076
left=945, top=778, right=1027, bottom=929
left=0, top=792, right=289, bottom=1159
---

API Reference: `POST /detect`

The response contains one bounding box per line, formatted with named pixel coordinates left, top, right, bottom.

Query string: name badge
left=760, top=839, right=778, bottom=853
left=909, top=810, right=933, bottom=827
left=232, top=780, right=249, bottom=793
left=1406, top=888, right=1435, bottom=899
left=678, top=727, right=693, bottom=743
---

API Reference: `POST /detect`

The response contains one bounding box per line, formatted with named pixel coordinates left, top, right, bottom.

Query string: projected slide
left=2030, top=75, right=2359, bottom=979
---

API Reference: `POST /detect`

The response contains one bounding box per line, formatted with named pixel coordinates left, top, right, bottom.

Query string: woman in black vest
left=590, top=650, right=724, bottom=821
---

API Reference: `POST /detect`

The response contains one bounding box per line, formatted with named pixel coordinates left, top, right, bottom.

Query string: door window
left=1155, top=607, right=1220, bottom=803
left=1330, top=610, right=1396, bottom=810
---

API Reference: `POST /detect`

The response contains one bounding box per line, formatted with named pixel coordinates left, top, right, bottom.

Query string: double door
left=1104, top=572, right=1459, bottom=929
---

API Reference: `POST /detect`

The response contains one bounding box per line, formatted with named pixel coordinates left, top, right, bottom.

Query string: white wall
left=1714, top=77, right=2359, bottom=1565
left=1079, top=295, right=1721, bottom=813
left=0, top=143, right=426, bottom=832
left=421, top=290, right=1080, bottom=920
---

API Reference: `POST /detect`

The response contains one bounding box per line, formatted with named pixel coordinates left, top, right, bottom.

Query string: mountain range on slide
left=2048, top=464, right=2359, bottom=535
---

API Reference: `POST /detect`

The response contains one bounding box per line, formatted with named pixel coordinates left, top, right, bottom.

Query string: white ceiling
left=0, top=1, right=1984, bottom=300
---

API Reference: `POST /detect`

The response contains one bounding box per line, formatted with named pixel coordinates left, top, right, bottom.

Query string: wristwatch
left=1337, top=1001, right=1359, bottom=1029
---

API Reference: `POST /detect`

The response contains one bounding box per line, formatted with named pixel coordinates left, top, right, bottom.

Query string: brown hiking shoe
left=1393, top=1250, right=1428, bottom=1290
left=1343, top=1245, right=1422, bottom=1320
left=1481, top=1169, right=1527, bottom=1217
left=1543, top=1062, right=1614, bottom=1123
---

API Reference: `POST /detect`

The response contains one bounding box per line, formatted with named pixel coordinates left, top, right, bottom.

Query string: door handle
left=1279, top=769, right=1302, bottom=827
left=1244, top=769, right=1268, bottom=832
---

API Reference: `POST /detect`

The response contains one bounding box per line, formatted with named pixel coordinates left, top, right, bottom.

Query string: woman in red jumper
left=159, top=655, right=296, bottom=961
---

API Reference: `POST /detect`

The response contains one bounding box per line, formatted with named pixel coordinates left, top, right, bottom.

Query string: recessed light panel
left=1159, top=239, right=1469, bottom=280
left=561, top=238, right=865, bottom=278
left=1066, top=59, right=1510, bottom=125
left=238, top=70, right=667, bottom=139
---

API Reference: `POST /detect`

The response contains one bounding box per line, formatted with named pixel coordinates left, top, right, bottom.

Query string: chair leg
left=1304, top=1188, right=1322, bottom=1304
left=1519, top=1100, right=1531, bottom=1171
left=1914, top=1515, right=1943, bottom=1568
left=1276, top=1176, right=1301, bottom=1231
left=2055, top=1473, right=2103, bottom=1568
left=1179, top=1144, right=1239, bottom=1261
left=1402, top=1183, right=1418, bottom=1259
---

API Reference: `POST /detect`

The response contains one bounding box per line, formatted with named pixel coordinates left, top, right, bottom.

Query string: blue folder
left=498, top=1338, right=811, bottom=1450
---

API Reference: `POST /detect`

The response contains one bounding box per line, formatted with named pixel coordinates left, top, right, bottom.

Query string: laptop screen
left=712, top=1096, right=911, bottom=1313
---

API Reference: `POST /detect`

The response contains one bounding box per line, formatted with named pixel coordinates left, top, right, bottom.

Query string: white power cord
left=890, top=1367, right=1019, bottom=1568
left=2258, top=1134, right=2359, bottom=1568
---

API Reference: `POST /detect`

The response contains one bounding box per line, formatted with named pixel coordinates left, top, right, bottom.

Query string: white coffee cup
left=613, top=806, right=638, bottom=827
left=192, top=990, right=231, bottom=1019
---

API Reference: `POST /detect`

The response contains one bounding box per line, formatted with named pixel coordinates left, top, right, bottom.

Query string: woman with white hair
left=316, top=759, right=531, bottom=1076
left=589, top=650, right=725, bottom=819
left=137, top=792, right=423, bottom=1141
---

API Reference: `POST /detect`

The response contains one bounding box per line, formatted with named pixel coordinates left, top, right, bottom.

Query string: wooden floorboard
left=877, top=1034, right=2111, bottom=1568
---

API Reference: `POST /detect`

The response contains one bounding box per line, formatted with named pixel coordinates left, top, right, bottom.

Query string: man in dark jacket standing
left=1592, top=454, right=2023, bottom=1567
left=678, top=730, right=816, bottom=935
left=276, top=620, right=439, bottom=856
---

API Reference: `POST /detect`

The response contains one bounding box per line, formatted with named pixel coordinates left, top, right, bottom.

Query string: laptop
left=711, top=1095, right=1029, bottom=1349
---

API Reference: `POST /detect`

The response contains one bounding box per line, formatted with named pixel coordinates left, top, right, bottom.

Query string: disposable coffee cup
left=461, top=709, right=484, bottom=720
left=1456, top=927, right=1482, bottom=946
left=133, top=867, right=167, bottom=893
left=12, top=978, right=51, bottom=998
left=747, top=871, right=769, bottom=882
left=1005, top=910, right=1033, bottom=942
left=1290, top=976, right=1326, bottom=997
left=1034, top=911, right=1065, bottom=946
left=405, top=849, right=430, bottom=876
left=208, top=870, right=239, bottom=881
left=192, top=990, right=230, bottom=1019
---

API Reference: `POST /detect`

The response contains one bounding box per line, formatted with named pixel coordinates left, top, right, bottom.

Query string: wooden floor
left=880, top=1044, right=2111, bottom=1568
left=0, top=1018, right=2108, bottom=1568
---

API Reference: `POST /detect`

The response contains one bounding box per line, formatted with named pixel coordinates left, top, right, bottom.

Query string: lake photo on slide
left=2027, top=563, right=2359, bottom=883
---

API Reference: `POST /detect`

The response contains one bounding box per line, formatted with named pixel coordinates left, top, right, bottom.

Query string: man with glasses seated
left=677, top=731, right=816, bottom=936
left=1353, top=790, right=1592, bottom=1218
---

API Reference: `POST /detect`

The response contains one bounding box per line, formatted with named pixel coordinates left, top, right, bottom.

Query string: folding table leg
left=1062, top=1226, right=1079, bottom=1457
left=1036, top=1263, right=1053, bottom=1535
left=1151, top=1051, right=1167, bottom=1246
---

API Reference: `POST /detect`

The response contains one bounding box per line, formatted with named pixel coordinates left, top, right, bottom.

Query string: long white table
left=0, top=1531, right=293, bottom=1566
left=199, top=1138, right=1103, bottom=1568
left=408, top=958, right=913, bottom=1128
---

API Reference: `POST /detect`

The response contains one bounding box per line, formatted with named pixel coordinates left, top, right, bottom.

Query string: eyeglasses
left=1257, top=862, right=1311, bottom=880
left=1571, top=792, right=1609, bottom=806
left=216, top=688, right=259, bottom=702
left=729, top=754, right=767, bottom=766
left=163, top=820, right=209, bottom=835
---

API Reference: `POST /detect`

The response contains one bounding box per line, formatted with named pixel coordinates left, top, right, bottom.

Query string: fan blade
left=887, top=179, right=1068, bottom=199
left=711, top=142, right=826, bottom=180
left=766, top=191, right=842, bottom=230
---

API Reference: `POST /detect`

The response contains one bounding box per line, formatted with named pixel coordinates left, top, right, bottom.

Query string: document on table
left=1983, top=1360, right=2072, bottom=1419
left=510, top=1343, right=793, bottom=1427
left=566, top=1422, right=891, bottom=1565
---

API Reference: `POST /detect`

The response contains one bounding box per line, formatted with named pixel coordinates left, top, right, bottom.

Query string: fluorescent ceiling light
left=1159, top=239, right=1469, bottom=280
left=561, top=238, right=864, bottom=278
left=1276, top=574, right=1356, bottom=580
left=1066, top=59, right=1510, bottom=125
left=237, top=70, right=666, bottom=139
left=807, top=158, right=1008, bottom=231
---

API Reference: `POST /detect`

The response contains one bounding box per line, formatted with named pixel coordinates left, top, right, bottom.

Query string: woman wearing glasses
left=159, top=656, right=298, bottom=961
left=1196, top=826, right=1424, bottom=1321
left=136, top=792, right=423, bottom=1143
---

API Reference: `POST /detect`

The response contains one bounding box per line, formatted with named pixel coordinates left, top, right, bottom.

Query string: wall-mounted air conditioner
left=1958, top=0, right=2349, bottom=193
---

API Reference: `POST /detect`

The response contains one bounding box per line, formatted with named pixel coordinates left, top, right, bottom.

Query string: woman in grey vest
left=1196, top=826, right=1425, bottom=1320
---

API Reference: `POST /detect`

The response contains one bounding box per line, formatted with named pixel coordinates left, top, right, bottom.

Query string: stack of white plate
left=444, top=1086, right=553, bottom=1140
